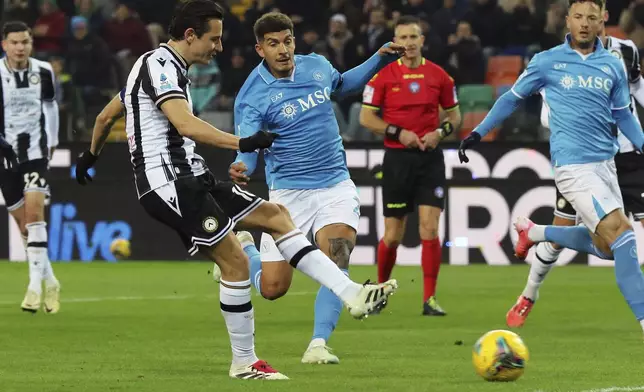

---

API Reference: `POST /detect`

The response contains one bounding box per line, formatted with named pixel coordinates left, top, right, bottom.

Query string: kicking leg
left=239, top=202, right=397, bottom=319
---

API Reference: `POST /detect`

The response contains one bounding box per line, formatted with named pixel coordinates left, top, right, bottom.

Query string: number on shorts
left=23, top=172, right=40, bottom=188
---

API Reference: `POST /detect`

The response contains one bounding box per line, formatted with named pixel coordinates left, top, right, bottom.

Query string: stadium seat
left=459, top=111, right=499, bottom=141
left=458, top=84, right=495, bottom=113
left=605, top=26, right=627, bottom=40
left=485, top=55, right=523, bottom=87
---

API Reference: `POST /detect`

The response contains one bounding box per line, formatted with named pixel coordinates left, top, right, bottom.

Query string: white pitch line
left=579, top=387, right=644, bottom=392
left=0, top=291, right=317, bottom=306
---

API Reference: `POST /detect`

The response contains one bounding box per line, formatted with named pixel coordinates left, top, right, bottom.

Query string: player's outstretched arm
left=334, top=43, right=405, bottom=98
left=613, top=107, right=644, bottom=152
left=89, top=93, right=125, bottom=156
left=160, top=99, right=277, bottom=152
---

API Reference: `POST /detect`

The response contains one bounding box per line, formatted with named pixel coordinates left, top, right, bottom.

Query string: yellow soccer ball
left=110, top=238, right=131, bottom=260
left=472, top=330, right=529, bottom=382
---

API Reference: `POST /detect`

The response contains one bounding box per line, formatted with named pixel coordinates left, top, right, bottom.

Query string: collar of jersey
left=258, top=58, right=297, bottom=84
left=563, top=33, right=604, bottom=57
left=159, top=43, right=188, bottom=70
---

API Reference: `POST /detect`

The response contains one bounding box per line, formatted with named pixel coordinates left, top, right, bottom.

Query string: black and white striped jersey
left=123, top=43, right=206, bottom=199
left=541, top=36, right=644, bottom=154
left=605, top=36, right=644, bottom=154
left=0, top=57, right=59, bottom=163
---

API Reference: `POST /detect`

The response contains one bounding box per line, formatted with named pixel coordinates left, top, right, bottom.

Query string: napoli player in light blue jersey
left=228, top=12, right=405, bottom=364
left=459, top=0, right=644, bottom=335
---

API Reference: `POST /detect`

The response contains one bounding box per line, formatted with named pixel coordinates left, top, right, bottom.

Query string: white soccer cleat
left=44, top=283, right=61, bottom=314
left=21, top=290, right=40, bottom=313
left=346, top=279, right=398, bottom=319
left=229, top=360, right=289, bottom=380
left=236, top=231, right=255, bottom=249
left=301, top=344, right=340, bottom=364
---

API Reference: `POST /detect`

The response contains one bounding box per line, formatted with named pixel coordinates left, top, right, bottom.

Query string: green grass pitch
left=1, top=262, right=643, bottom=392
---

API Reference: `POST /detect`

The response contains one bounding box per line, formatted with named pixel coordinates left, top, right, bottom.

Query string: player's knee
left=261, top=280, right=289, bottom=301
left=383, top=226, right=404, bottom=246
left=419, top=222, right=439, bottom=241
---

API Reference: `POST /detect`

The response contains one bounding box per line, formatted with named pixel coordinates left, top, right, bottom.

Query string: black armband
left=385, top=124, right=402, bottom=141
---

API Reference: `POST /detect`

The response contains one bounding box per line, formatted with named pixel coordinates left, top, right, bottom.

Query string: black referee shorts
left=139, top=170, right=263, bottom=256
left=382, top=148, right=446, bottom=218
left=554, top=152, right=644, bottom=221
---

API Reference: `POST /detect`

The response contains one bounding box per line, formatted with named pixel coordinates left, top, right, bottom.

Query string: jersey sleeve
left=39, top=62, right=56, bottom=102
left=439, top=70, right=458, bottom=111
left=234, top=96, right=265, bottom=137
left=510, top=54, right=544, bottom=99
left=362, top=73, right=385, bottom=110
left=611, top=65, right=632, bottom=110
left=142, top=57, right=187, bottom=109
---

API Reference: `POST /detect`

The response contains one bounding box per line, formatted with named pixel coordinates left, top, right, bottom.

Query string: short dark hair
left=2, top=21, right=31, bottom=39
left=395, top=15, right=421, bottom=28
left=254, top=12, right=294, bottom=41
left=568, top=0, right=604, bottom=9
left=168, top=0, right=224, bottom=41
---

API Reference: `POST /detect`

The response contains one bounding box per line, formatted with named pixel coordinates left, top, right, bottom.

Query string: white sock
left=219, top=279, right=259, bottom=366
left=309, top=338, right=326, bottom=348
left=640, top=319, right=644, bottom=333
left=521, top=242, right=561, bottom=301
left=26, top=222, right=58, bottom=288
left=21, top=233, right=27, bottom=251
left=26, top=222, right=48, bottom=294
left=276, top=230, right=361, bottom=302
left=528, top=225, right=546, bottom=242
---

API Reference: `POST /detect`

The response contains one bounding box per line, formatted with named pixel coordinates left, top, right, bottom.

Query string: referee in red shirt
left=359, top=15, right=461, bottom=316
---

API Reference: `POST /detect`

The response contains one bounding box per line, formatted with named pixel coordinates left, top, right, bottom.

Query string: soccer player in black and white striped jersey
left=507, top=0, right=644, bottom=328
left=0, top=21, right=60, bottom=314
left=75, top=0, right=398, bottom=380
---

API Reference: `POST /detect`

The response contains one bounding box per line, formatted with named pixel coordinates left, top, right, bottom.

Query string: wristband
left=385, top=124, right=402, bottom=141
left=438, top=121, right=454, bottom=139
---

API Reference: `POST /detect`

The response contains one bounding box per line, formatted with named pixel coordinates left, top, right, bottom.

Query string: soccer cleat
left=301, top=344, right=340, bottom=364
left=345, top=279, right=398, bottom=319
left=422, top=296, right=446, bottom=316
left=506, top=295, right=535, bottom=328
left=513, top=217, right=536, bottom=261
left=229, top=360, right=289, bottom=380
left=44, top=283, right=61, bottom=314
left=21, top=290, right=40, bottom=313
left=236, top=231, right=255, bottom=249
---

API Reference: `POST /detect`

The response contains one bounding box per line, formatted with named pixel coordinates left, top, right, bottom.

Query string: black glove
left=239, top=130, right=279, bottom=153
left=75, top=150, right=98, bottom=185
left=458, top=132, right=481, bottom=163
left=0, top=137, right=18, bottom=171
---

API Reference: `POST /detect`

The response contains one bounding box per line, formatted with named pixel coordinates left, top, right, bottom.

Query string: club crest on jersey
left=409, top=81, right=420, bottom=94
left=28, top=73, right=40, bottom=85
left=280, top=102, right=298, bottom=120
left=313, top=71, right=324, bottom=81
left=601, top=66, right=612, bottom=76
left=610, top=49, right=622, bottom=59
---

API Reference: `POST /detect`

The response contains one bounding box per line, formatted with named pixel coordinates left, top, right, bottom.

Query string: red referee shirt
left=362, top=58, right=458, bottom=149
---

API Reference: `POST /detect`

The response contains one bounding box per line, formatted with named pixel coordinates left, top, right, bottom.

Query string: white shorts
left=260, top=179, right=360, bottom=262
left=554, top=159, right=624, bottom=233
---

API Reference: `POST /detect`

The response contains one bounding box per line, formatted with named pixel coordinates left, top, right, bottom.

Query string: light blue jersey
left=511, top=35, right=630, bottom=166
left=234, top=54, right=348, bottom=190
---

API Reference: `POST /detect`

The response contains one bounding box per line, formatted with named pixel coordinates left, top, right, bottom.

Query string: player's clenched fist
left=378, top=42, right=406, bottom=57
left=239, top=130, right=279, bottom=152
left=75, top=150, right=98, bottom=185
left=229, top=161, right=250, bottom=186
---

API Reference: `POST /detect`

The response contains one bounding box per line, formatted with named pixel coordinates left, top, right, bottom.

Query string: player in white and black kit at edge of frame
left=0, top=21, right=61, bottom=314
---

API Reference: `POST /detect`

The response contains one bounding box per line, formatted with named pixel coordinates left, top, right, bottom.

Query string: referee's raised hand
left=0, top=136, right=18, bottom=171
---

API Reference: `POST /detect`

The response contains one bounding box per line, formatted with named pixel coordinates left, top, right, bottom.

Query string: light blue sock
left=611, top=230, right=644, bottom=321
left=312, top=268, right=347, bottom=343
left=544, top=226, right=610, bottom=259
left=244, top=244, right=262, bottom=292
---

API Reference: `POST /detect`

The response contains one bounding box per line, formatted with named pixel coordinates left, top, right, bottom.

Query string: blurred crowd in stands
left=2, top=0, right=643, bottom=142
